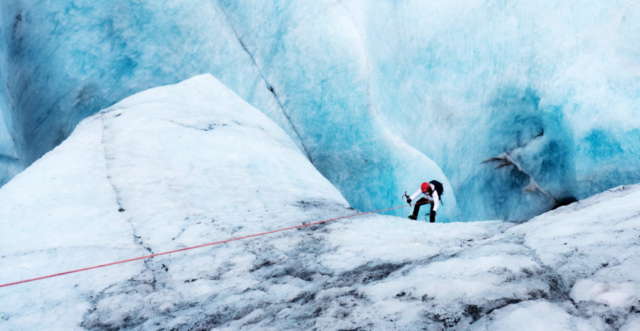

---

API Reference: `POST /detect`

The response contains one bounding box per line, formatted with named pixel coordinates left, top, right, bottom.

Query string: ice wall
left=1, top=0, right=639, bottom=220
left=0, top=7, right=23, bottom=186
left=0, top=0, right=304, bottom=163
left=339, top=0, right=640, bottom=219
left=215, top=0, right=457, bottom=219
left=0, top=0, right=457, bottom=220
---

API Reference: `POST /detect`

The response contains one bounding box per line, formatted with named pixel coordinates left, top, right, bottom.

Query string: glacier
left=1, top=1, right=639, bottom=220
left=0, top=0, right=455, bottom=221
left=1, top=75, right=640, bottom=330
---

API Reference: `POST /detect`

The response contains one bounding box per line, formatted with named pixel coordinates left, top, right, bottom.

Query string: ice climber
left=406, top=181, right=443, bottom=223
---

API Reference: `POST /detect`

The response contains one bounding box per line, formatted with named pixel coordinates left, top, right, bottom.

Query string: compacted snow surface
left=1, top=76, right=639, bottom=330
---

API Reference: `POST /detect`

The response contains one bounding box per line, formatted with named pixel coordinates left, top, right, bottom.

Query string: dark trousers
left=412, top=198, right=436, bottom=223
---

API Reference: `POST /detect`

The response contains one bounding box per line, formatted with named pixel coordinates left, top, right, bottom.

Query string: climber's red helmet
left=421, top=182, right=429, bottom=193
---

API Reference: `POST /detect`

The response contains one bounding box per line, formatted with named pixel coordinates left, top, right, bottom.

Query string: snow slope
left=1, top=75, right=639, bottom=330
left=0, top=74, right=352, bottom=329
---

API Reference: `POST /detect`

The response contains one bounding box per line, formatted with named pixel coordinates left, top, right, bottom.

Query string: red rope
left=0, top=204, right=410, bottom=289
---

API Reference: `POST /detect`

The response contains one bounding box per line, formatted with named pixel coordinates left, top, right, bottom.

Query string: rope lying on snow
left=0, top=204, right=412, bottom=289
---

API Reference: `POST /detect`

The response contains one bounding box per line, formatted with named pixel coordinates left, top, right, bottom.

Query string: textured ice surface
left=339, top=0, right=640, bottom=220
left=0, top=0, right=455, bottom=220
left=1, top=76, right=639, bottom=330
left=2, top=1, right=639, bottom=220
left=0, top=0, right=300, bottom=162
left=0, top=11, right=23, bottom=186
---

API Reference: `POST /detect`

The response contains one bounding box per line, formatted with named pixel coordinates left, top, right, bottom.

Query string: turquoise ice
left=1, top=0, right=639, bottom=220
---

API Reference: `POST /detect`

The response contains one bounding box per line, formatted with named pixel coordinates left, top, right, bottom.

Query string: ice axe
left=402, top=191, right=411, bottom=205
left=402, top=191, right=415, bottom=219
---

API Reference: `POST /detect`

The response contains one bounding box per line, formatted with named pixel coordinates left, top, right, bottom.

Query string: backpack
left=429, top=180, right=444, bottom=199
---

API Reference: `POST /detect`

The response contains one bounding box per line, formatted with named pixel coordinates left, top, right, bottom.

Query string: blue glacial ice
left=0, top=0, right=455, bottom=220
left=0, top=10, right=23, bottom=186
left=341, top=0, right=640, bottom=219
left=1, top=0, right=639, bottom=220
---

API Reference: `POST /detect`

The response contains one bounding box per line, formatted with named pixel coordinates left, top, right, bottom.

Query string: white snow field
left=1, top=75, right=640, bottom=330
